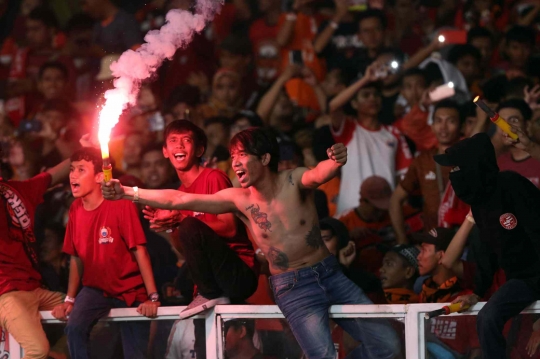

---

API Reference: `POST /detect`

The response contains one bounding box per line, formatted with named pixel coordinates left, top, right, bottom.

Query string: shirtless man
left=102, top=128, right=400, bottom=359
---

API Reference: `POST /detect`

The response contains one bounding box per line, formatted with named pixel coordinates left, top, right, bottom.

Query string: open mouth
left=174, top=153, right=186, bottom=161
left=235, top=170, right=246, bottom=180
left=71, top=182, right=80, bottom=191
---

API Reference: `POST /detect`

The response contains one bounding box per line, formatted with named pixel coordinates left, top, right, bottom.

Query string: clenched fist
left=327, top=143, right=347, bottom=166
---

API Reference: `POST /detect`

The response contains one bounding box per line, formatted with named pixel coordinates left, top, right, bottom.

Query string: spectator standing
left=81, top=0, right=143, bottom=54
left=496, top=99, right=540, bottom=188
left=390, top=100, right=466, bottom=243
left=330, top=64, right=413, bottom=215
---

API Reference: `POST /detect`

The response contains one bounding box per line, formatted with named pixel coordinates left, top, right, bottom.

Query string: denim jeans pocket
left=273, top=280, right=296, bottom=300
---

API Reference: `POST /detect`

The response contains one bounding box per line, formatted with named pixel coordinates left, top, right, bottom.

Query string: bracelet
left=329, top=21, right=339, bottom=29
left=133, top=186, right=139, bottom=203
left=286, top=13, right=297, bottom=21
left=65, top=295, right=75, bottom=304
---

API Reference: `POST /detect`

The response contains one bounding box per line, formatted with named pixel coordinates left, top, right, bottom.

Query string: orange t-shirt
left=278, top=13, right=326, bottom=111
left=394, top=105, right=437, bottom=152
left=319, top=176, right=340, bottom=217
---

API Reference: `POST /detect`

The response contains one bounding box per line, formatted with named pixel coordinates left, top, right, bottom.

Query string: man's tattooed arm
left=305, top=225, right=324, bottom=249
left=267, top=247, right=289, bottom=270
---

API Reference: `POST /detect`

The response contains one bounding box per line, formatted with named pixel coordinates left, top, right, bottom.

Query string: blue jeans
left=270, top=255, right=400, bottom=359
left=65, top=287, right=150, bottom=359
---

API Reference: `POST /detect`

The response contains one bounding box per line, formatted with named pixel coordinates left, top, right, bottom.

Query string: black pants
left=176, top=216, right=258, bottom=300
left=477, top=278, right=540, bottom=359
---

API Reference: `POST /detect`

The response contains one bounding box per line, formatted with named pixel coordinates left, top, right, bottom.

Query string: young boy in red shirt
left=51, top=148, right=159, bottom=359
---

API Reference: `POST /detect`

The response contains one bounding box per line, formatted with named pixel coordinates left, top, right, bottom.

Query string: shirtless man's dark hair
left=229, top=128, right=280, bottom=173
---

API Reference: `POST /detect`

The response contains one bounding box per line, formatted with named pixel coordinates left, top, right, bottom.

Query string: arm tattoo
left=268, top=247, right=289, bottom=270
left=305, top=225, right=324, bottom=249
left=246, top=204, right=272, bottom=232
left=288, top=173, right=294, bottom=186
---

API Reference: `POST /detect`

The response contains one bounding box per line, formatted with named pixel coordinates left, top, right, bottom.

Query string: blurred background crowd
left=1, top=0, right=540, bottom=358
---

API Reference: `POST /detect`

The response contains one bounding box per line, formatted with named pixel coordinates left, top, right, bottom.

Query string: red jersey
left=179, top=168, right=256, bottom=271
left=0, top=173, right=51, bottom=296
left=497, top=153, right=540, bottom=188
left=63, top=199, right=147, bottom=305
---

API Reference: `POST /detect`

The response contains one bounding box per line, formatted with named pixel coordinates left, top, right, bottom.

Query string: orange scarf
left=420, top=276, right=463, bottom=303
left=384, top=288, right=419, bottom=304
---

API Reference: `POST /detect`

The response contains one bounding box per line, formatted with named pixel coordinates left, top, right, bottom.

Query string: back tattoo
left=246, top=204, right=272, bottom=232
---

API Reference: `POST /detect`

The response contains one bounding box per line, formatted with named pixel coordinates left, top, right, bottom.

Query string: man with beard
left=435, top=133, right=540, bottom=359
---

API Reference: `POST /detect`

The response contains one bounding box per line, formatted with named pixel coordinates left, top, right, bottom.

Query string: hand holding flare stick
left=473, top=96, right=519, bottom=140
left=424, top=303, right=470, bottom=319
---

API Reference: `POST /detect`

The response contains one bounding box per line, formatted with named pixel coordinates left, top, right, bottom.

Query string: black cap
left=433, top=132, right=495, bottom=167
left=412, top=227, right=455, bottom=251
left=389, top=245, right=420, bottom=269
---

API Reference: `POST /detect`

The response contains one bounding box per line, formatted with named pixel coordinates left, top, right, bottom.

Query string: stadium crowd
left=1, top=0, right=540, bottom=358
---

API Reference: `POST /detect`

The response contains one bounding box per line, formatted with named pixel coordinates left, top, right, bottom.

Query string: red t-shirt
left=0, top=173, right=51, bottom=296
left=63, top=199, right=147, bottom=305
left=497, top=153, right=540, bottom=188
left=179, top=168, right=256, bottom=271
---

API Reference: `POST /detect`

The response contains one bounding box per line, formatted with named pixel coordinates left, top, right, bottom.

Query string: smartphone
left=429, top=82, right=455, bottom=102
left=438, top=30, right=467, bottom=45
left=289, top=50, right=303, bottom=66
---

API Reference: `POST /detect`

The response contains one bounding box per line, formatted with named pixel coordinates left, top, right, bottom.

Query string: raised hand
left=339, top=241, right=356, bottom=268
left=524, top=84, right=540, bottom=111
left=327, top=143, right=347, bottom=165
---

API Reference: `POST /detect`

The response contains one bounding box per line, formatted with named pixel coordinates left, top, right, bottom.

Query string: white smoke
left=98, top=0, right=223, bottom=146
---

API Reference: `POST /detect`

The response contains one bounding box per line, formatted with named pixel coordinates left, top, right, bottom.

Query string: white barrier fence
left=5, top=302, right=540, bottom=359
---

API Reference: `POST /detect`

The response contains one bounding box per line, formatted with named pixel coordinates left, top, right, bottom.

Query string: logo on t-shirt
left=499, top=213, right=518, bottom=230
left=425, top=171, right=436, bottom=180
left=98, top=226, right=114, bottom=244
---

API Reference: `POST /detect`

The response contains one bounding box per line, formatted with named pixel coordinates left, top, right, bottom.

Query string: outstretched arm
left=102, top=180, right=238, bottom=214
left=297, top=143, right=347, bottom=189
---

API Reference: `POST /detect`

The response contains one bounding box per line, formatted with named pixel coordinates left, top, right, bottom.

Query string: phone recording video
left=289, top=50, right=304, bottom=66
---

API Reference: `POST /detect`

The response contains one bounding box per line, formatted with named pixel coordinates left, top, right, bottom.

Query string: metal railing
left=6, top=302, right=540, bottom=359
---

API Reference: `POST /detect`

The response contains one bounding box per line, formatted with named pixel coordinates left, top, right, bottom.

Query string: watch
left=149, top=292, right=159, bottom=302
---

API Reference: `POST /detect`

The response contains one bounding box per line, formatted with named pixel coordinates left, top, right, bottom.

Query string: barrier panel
left=5, top=302, right=540, bottom=358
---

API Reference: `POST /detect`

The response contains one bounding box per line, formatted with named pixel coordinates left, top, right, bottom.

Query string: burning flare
left=98, top=0, right=224, bottom=180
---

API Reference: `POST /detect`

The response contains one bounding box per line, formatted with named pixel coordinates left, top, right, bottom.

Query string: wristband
left=329, top=21, right=339, bottom=30
left=466, top=214, right=475, bottom=224
left=133, top=186, right=139, bottom=203
left=286, top=13, right=297, bottom=21
left=65, top=295, right=75, bottom=304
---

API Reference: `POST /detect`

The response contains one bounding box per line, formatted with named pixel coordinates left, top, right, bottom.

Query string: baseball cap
left=433, top=132, right=496, bottom=167
left=319, top=217, right=350, bottom=250
left=360, top=176, right=392, bottom=210
left=412, top=227, right=455, bottom=251
left=389, top=245, right=420, bottom=269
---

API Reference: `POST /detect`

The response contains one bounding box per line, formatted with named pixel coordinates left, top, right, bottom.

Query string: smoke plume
left=98, top=0, right=223, bottom=144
